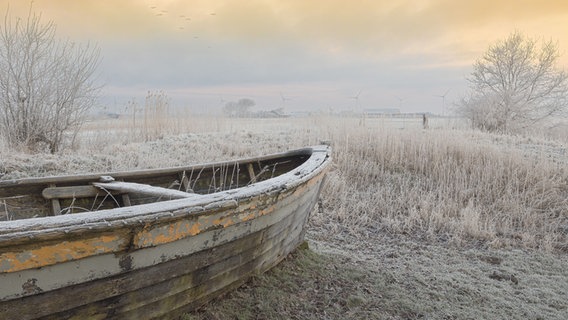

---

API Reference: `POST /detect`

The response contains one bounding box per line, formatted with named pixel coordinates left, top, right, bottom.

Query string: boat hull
left=0, top=146, right=330, bottom=319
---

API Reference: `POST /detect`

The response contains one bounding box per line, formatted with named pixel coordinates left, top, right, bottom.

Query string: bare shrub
left=223, top=98, right=255, bottom=118
left=0, top=7, right=100, bottom=153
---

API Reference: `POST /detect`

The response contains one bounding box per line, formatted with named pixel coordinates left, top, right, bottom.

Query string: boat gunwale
left=0, top=147, right=316, bottom=187
left=0, top=145, right=331, bottom=238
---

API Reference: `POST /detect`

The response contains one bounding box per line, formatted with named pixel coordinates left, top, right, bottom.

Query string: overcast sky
left=3, top=0, right=568, bottom=114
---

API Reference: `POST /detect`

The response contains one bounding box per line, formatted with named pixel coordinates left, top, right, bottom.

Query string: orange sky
left=3, top=0, right=568, bottom=113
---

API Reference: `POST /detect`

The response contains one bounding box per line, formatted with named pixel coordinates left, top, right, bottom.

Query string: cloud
left=3, top=0, right=568, bottom=113
left=8, top=0, right=568, bottom=66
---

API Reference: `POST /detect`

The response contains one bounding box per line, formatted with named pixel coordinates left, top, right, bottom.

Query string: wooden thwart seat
left=42, top=184, right=127, bottom=216
left=42, top=185, right=124, bottom=200
left=47, top=183, right=62, bottom=216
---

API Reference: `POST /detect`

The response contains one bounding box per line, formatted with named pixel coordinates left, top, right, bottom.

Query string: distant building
left=363, top=108, right=400, bottom=116
left=288, top=111, right=312, bottom=117
left=251, top=108, right=289, bottom=118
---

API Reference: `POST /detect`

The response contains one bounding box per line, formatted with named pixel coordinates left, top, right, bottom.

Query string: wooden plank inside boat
left=48, top=184, right=61, bottom=216
left=92, top=181, right=203, bottom=200
left=42, top=185, right=124, bottom=200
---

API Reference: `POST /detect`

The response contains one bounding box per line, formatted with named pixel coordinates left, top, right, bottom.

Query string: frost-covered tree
left=223, top=98, right=255, bottom=118
left=460, top=32, right=568, bottom=132
left=0, top=7, right=100, bottom=152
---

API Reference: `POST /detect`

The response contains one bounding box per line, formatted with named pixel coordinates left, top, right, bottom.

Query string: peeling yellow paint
left=134, top=200, right=278, bottom=248
left=130, top=181, right=322, bottom=249
left=0, top=235, right=126, bottom=273
left=212, top=213, right=237, bottom=228
left=258, top=205, right=275, bottom=217
left=135, top=220, right=203, bottom=248
left=240, top=211, right=257, bottom=222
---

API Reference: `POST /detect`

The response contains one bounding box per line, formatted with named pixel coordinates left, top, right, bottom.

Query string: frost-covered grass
left=1, top=114, right=567, bottom=319
left=1, top=115, right=567, bottom=249
left=317, top=121, right=568, bottom=251
left=187, top=236, right=568, bottom=320
left=28, top=115, right=568, bottom=250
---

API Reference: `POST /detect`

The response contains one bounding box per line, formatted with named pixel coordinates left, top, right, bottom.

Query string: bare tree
left=459, top=31, right=568, bottom=132
left=0, top=7, right=100, bottom=153
left=223, top=98, right=255, bottom=118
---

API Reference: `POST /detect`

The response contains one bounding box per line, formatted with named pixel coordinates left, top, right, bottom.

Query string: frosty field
left=1, top=115, right=567, bottom=319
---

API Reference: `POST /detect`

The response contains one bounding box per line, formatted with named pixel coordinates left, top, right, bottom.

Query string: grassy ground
left=186, top=235, right=568, bottom=320
left=1, top=115, right=567, bottom=319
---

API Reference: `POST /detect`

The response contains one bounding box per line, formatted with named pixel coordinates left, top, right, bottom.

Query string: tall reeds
left=312, top=118, right=567, bottom=250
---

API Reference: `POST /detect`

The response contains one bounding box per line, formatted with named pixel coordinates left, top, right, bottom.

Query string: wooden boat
left=0, top=145, right=331, bottom=319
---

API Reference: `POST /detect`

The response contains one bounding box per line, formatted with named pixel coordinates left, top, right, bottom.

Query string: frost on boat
left=0, top=145, right=331, bottom=320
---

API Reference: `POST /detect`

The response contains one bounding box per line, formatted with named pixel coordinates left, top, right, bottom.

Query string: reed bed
left=314, top=120, right=567, bottom=251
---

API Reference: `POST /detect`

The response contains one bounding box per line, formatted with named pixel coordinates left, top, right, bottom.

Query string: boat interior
left=0, top=152, right=310, bottom=220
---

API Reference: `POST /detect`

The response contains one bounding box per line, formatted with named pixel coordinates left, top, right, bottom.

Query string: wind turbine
left=395, top=95, right=405, bottom=110
left=435, top=89, right=450, bottom=115
left=280, top=92, right=291, bottom=106
left=349, top=91, right=361, bottom=112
